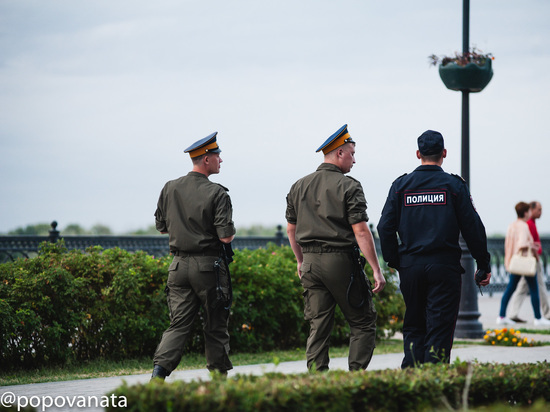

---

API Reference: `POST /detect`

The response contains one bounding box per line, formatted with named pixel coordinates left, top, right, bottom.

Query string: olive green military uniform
left=153, top=171, right=235, bottom=374
left=286, top=163, right=377, bottom=371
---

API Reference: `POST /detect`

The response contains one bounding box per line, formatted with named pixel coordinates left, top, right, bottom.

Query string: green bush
left=107, top=362, right=550, bottom=412
left=0, top=242, right=403, bottom=369
left=229, top=245, right=308, bottom=352
left=182, top=244, right=404, bottom=353
left=0, top=241, right=171, bottom=368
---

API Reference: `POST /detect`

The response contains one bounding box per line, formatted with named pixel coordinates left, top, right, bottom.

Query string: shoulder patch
left=392, top=173, right=407, bottom=183
left=451, top=173, right=466, bottom=182
left=216, top=183, right=229, bottom=192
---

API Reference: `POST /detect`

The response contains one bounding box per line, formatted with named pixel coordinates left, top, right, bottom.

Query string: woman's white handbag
left=508, top=251, right=537, bottom=276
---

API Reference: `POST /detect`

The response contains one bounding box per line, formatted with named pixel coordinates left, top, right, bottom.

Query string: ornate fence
left=0, top=222, right=289, bottom=263
left=1, top=222, right=548, bottom=295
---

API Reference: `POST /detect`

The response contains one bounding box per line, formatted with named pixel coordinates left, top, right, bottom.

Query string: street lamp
left=437, top=0, right=493, bottom=338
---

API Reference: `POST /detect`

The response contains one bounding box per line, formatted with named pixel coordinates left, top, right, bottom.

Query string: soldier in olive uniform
left=151, top=132, right=236, bottom=380
left=286, top=124, right=386, bottom=371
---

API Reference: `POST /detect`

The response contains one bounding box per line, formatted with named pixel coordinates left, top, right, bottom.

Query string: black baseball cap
left=417, top=130, right=444, bottom=155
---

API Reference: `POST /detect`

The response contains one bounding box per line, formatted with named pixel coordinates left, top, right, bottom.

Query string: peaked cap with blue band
left=184, top=132, right=222, bottom=158
left=316, top=124, right=355, bottom=154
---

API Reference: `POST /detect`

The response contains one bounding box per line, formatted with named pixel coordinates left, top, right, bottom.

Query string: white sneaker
left=496, top=316, right=516, bottom=325
left=534, top=318, right=550, bottom=326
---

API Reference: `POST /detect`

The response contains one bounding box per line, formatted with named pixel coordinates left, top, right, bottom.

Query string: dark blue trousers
left=399, top=263, right=462, bottom=368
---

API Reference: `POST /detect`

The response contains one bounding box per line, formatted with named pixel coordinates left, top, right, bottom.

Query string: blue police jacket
left=377, top=165, right=491, bottom=272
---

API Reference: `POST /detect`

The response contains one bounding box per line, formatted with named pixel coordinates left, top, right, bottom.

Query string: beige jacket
left=504, top=218, right=534, bottom=272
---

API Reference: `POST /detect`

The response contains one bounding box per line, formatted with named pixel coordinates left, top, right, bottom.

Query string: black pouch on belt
left=347, top=246, right=372, bottom=309
left=212, top=243, right=233, bottom=310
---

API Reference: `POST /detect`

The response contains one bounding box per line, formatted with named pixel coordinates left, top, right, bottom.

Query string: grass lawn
left=1, top=339, right=404, bottom=386
left=3, top=330, right=548, bottom=387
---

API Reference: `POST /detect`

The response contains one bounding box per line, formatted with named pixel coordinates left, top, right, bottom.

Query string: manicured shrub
left=192, top=244, right=404, bottom=353
left=0, top=241, right=171, bottom=368
left=0, top=241, right=404, bottom=369
left=0, top=242, right=83, bottom=366
left=228, top=245, right=308, bottom=352
left=107, top=362, right=550, bottom=411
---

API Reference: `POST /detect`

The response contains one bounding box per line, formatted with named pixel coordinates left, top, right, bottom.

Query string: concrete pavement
left=1, top=292, right=549, bottom=412
left=478, top=291, right=550, bottom=329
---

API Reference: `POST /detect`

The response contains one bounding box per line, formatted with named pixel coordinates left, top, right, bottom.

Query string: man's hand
left=287, top=223, right=304, bottom=278
left=351, top=221, right=386, bottom=293
left=475, top=270, right=491, bottom=287
left=220, top=235, right=235, bottom=244
left=372, top=269, right=386, bottom=294
left=474, top=269, right=491, bottom=296
left=296, top=261, right=302, bottom=278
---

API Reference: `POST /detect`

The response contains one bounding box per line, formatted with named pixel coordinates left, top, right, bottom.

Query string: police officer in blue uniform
left=377, top=130, right=491, bottom=368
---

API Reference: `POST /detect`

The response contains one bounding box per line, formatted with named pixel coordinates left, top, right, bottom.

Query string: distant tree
left=236, top=225, right=281, bottom=236
left=5, top=223, right=288, bottom=237
left=128, top=225, right=159, bottom=235
left=8, top=223, right=51, bottom=235
left=123, top=224, right=284, bottom=236
left=63, top=224, right=87, bottom=235
left=90, top=224, right=112, bottom=235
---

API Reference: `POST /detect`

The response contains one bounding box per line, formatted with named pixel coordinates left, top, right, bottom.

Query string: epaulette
left=393, top=173, right=407, bottom=183
left=346, top=175, right=360, bottom=183
left=216, top=183, right=230, bottom=192
left=451, top=173, right=466, bottom=183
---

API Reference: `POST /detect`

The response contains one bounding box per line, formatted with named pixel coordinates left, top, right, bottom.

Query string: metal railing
left=1, top=221, right=548, bottom=294
left=0, top=221, right=289, bottom=262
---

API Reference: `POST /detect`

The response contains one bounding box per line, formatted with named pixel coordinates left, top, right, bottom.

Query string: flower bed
left=483, top=328, right=541, bottom=347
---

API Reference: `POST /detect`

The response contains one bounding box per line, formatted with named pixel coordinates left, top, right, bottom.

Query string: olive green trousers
left=153, top=255, right=232, bottom=374
left=300, top=252, right=377, bottom=371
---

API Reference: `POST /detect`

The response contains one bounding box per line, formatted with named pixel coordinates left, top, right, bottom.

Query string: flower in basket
left=483, top=328, right=540, bottom=347
left=429, top=47, right=494, bottom=67
left=429, top=47, right=494, bottom=92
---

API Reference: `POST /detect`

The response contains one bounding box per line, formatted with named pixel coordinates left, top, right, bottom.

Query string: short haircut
left=191, top=152, right=217, bottom=165
left=515, top=202, right=530, bottom=218
left=529, top=201, right=540, bottom=209
left=191, top=155, right=204, bottom=165
left=420, top=151, right=444, bottom=163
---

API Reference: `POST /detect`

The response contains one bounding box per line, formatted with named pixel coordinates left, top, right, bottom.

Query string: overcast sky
left=1, top=0, right=549, bottom=236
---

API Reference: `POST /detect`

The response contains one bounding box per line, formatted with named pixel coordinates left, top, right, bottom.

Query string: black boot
left=151, top=364, right=168, bottom=381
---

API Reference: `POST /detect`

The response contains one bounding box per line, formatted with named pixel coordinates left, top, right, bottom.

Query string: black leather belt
left=301, top=245, right=353, bottom=254
left=171, top=250, right=219, bottom=257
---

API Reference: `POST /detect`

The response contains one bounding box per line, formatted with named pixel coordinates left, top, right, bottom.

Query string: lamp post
left=461, top=0, right=471, bottom=187
left=453, top=0, right=485, bottom=339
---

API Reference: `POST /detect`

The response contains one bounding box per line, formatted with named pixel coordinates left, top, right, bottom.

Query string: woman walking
left=497, top=202, right=550, bottom=326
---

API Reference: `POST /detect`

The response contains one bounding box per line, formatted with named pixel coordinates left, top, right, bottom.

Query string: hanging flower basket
left=430, top=49, right=494, bottom=93
left=439, top=59, right=493, bottom=92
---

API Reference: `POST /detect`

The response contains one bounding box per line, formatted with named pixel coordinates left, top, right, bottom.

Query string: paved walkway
left=1, top=293, right=548, bottom=412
